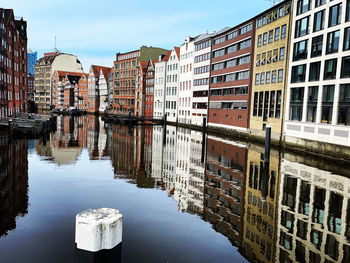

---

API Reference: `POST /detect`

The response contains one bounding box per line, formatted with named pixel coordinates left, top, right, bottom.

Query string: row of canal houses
left=109, top=0, right=350, bottom=150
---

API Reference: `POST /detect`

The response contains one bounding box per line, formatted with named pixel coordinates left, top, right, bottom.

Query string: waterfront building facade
left=34, top=52, right=83, bottom=109
left=112, top=46, right=167, bottom=116
left=178, top=37, right=194, bottom=124
left=145, top=59, right=155, bottom=117
left=98, top=67, right=112, bottom=113
left=164, top=47, right=180, bottom=122
left=27, top=49, right=37, bottom=102
left=284, top=0, right=350, bottom=147
left=87, top=65, right=110, bottom=113
left=192, top=33, right=214, bottom=126
left=135, top=60, right=147, bottom=117
left=153, top=52, right=170, bottom=118
left=0, top=9, right=28, bottom=118
left=77, top=73, right=88, bottom=111
left=208, top=22, right=255, bottom=131
left=250, top=1, right=292, bottom=141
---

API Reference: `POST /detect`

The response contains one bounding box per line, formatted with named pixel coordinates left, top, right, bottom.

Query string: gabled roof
left=162, top=50, right=172, bottom=61
left=174, top=47, right=180, bottom=60
left=99, top=67, right=112, bottom=82
left=55, top=70, right=85, bottom=77
left=90, top=65, right=111, bottom=77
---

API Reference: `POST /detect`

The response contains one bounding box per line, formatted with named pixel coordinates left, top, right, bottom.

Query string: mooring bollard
left=75, top=208, right=123, bottom=252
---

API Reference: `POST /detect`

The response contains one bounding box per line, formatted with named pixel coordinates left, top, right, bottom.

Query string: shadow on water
left=1, top=115, right=350, bottom=262
left=75, top=243, right=122, bottom=263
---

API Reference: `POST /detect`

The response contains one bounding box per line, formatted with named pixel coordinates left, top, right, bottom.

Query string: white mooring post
left=75, top=208, right=123, bottom=252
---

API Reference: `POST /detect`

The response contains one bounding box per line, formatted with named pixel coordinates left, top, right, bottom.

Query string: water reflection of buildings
left=241, top=146, right=281, bottom=263
left=0, top=132, right=28, bottom=237
left=204, top=137, right=248, bottom=247
left=277, top=159, right=350, bottom=263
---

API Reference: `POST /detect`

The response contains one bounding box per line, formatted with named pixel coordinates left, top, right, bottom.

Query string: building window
left=309, top=61, right=321, bottom=81
left=307, top=86, right=318, bottom=122
left=263, top=91, right=269, bottom=121
left=293, top=40, right=308, bottom=61
left=269, top=90, right=275, bottom=118
left=258, top=35, right=262, bottom=47
left=313, top=10, right=325, bottom=32
left=295, top=16, right=309, bottom=38
left=324, top=59, right=337, bottom=80
left=263, top=32, right=268, bottom=45
left=258, top=92, right=263, bottom=117
left=260, top=72, right=265, bottom=85
left=255, top=73, right=260, bottom=85
left=276, top=90, right=282, bottom=118
left=280, top=47, right=285, bottom=61
left=311, top=35, right=323, bottom=57
left=297, top=0, right=311, bottom=15
left=271, top=70, right=277, bottom=83
left=326, top=30, right=340, bottom=54
left=290, top=87, right=304, bottom=121
left=281, top=24, right=287, bottom=39
left=266, top=71, right=271, bottom=84
left=315, top=0, right=326, bottom=8
left=344, top=27, right=350, bottom=51
left=347, top=0, right=350, bottom=21
left=269, top=30, right=273, bottom=43
left=213, top=49, right=225, bottom=58
left=291, top=65, right=306, bottom=83
left=329, top=3, right=342, bottom=27
left=339, top=84, right=350, bottom=125
left=321, top=85, right=335, bottom=124
left=341, top=56, right=350, bottom=78
left=275, top=27, right=280, bottom=41
left=253, top=92, right=258, bottom=116
left=278, top=69, right=283, bottom=82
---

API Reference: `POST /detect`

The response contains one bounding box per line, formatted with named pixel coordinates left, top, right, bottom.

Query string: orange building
left=135, top=61, right=147, bottom=116
left=144, top=60, right=156, bottom=118
left=77, top=73, right=89, bottom=111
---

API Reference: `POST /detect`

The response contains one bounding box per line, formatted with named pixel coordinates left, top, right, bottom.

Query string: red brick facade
left=144, top=60, right=155, bottom=118
left=0, top=9, right=27, bottom=119
left=208, top=21, right=255, bottom=130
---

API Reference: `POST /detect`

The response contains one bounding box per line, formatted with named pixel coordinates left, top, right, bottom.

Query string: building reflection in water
left=277, top=159, right=350, bottom=263
left=0, top=131, right=28, bottom=237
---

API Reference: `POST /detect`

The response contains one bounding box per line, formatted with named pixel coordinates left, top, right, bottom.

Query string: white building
left=98, top=68, right=111, bottom=113
left=154, top=52, right=170, bottom=118
left=162, top=126, right=177, bottom=195
left=178, top=37, right=195, bottom=124
left=192, top=33, right=214, bottom=126
left=164, top=47, right=180, bottom=122
left=151, top=126, right=164, bottom=186
left=284, top=0, right=350, bottom=147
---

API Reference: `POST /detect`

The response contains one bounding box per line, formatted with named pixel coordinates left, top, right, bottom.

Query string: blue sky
left=3, top=0, right=274, bottom=71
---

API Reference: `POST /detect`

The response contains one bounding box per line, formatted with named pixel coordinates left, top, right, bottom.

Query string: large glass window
left=293, top=40, right=308, bottom=61
left=297, top=0, right=311, bottom=15
left=339, top=84, right=350, bottom=125
left=291, top=65, right=306, bottom=83
left=324, top=59, right=337, bottom=80
left=341, top=56, right=350, bottom=78
left=258, top=35, right=262, bottom=47
left=307, top=86, right=318, bottom=122
left=260, top=72, right=265, bottom=85
left=281, top=24, right=287, bottom=39
left=258, top=91, right=263, bottom=117
left=311, top=35, right=323, bottom=57
left=321, top=85, right=335, bottom=124
left=266, top=71, right=271, bottom=84
left=270, top=90, right=275, bottom=118
left=309, top=61, right=321, bottom=81
left=255, top=73, right=259, bottom=85
left=315, top=0, right=326, bottom=8
left=295, top=16, right=310, bottom=38
left=344, top=27, right=350, bottom=51
left=276, top=90, right=282, bottom=118
left=347, top=0, right=350, bottom=22
left=269, top=30, right=273, bottom=43
left=263, top=32, right=268, bottom=45
left=326, top=30, right=340, bottom=54
left=278, top=69, right=283, bottom=82
left=272, top=70, right=277, bottom=83
left=280, top=47, right=285, bottom=61
left=253, top=92, right=258, bottom=116
left=329, top=3, right=342, bottom=27
left=263, top=91, right=269, bottom=121
left=290, top=87, right=304, bottom=121
left=313, top=10, right=325, bottom=32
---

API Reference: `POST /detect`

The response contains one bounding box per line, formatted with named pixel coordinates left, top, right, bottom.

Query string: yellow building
left=250, top=0, right=292, bottom=141
left=241, top=145, right=281, bottom=262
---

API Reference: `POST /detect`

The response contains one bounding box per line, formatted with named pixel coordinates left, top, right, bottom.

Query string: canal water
left=0, top=115, right=350, bottom=263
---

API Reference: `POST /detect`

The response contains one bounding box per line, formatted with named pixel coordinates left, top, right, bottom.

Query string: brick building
left=0, top=9, right=27, bottom=119
left=135, top=60, right=147, bottom=116
left=77, top=73, right=88, bottom=111
left=112, top=46, right=168, bottom=116
left=87, top=65, right=110, bottom=113
left=208, top=21, right=255, bottom=131
left=144, top=59, right=156, bottom=117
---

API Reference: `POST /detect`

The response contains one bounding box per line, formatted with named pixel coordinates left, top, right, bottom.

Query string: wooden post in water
left=201, top=118, right=207, bottom=163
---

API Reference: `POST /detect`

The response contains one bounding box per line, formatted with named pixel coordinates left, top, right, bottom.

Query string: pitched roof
left=55, top=70, right=85, bottom=77
left=99, top=67, right=112, bottom=82
left=174, top=47, right=180, bottom=60
left=162, top=50, right=172, bottom=61
left=91, top=65, right=111, bottom=77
